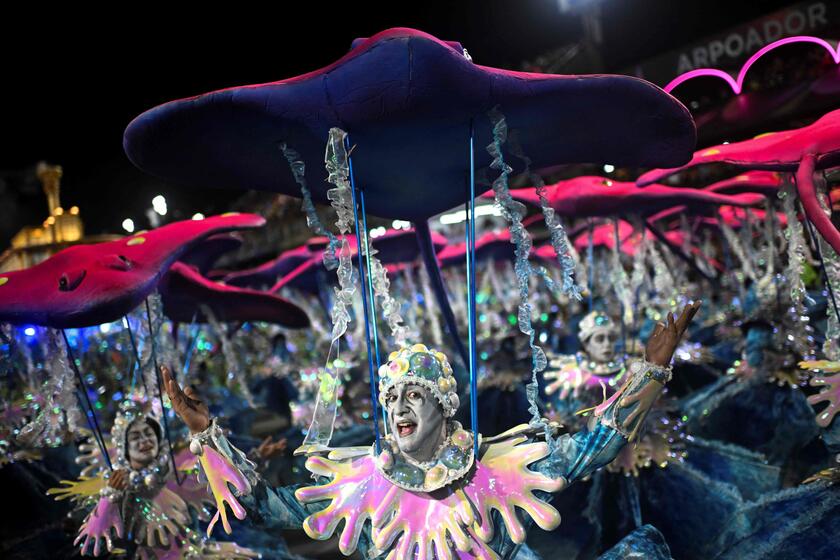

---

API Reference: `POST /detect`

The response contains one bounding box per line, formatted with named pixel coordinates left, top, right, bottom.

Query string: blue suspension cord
left=358, top=187, right=387, bottom=434
left=346, top=136, right=382, bottom=454
left=123, top=316, right=147, bottom=395
left=61, top=329, right=113, bottom=470
left=467, top=119, right=479, bottom=454
left=587, top=220, right=595, bottom=312
left=144, top=299, right=182, bottom=485
left=181, top=314, right=198, bottom=372
left=182, top=324, right=200, bottom=379
left=613, top=219, right=627, bottom=356
left=803, top=216, right=840, bottom=322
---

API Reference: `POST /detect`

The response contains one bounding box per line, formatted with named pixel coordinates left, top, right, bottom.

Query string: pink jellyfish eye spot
left=58, top=270, right=87, bottom=292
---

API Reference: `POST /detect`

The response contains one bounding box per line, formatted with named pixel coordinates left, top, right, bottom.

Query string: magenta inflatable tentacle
left=796, top=153, right=840, bottom=255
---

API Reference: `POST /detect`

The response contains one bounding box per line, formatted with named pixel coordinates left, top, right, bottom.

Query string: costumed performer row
left=157, top=301, right=700, bottom=559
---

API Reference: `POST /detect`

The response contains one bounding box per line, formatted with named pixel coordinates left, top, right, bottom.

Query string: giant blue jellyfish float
left=125, top=27, right=701, bottom=559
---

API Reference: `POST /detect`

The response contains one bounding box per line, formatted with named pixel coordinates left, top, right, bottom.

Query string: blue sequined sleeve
left=538, top=420, right=627, bottom=483
left=537, top=371, right=663, bottom=483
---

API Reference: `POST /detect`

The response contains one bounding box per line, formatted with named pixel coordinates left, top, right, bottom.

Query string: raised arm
left=162, top=367, right=316, bottom=533
left=543, top=301, right=701, bottom=483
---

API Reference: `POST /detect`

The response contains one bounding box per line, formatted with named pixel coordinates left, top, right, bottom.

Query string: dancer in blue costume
left=161, top=302, right=700, bottom=559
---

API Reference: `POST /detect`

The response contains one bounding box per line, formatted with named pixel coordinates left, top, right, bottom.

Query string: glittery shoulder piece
left=295, top=435, right=564, bottom=558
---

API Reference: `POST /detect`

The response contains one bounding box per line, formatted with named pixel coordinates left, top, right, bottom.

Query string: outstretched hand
left=617, top=301, right=701, bottom=441
left=161, top=365, right=210, bottom=434
left=644, top=301, right=702, bottom=366
left=256, top=436, right=288, bottom=461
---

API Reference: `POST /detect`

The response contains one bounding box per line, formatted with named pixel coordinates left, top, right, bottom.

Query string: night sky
left=1, top=0, right=795, bottom=245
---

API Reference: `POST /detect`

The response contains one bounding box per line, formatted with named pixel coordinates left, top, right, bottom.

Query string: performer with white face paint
left=166, top=302, right=700, bottom=559
left=580, top=312, right=621, bottom=365
left=542, top=311, right=627, bottom=431
left=49, top=400, right=259, bottom=559
left=124, top=418, right=160, bottom=470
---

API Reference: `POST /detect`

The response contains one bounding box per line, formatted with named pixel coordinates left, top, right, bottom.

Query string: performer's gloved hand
left=161, top=365, right=211, bottom=433
left=643, top=301, right=701, bottom=366
left=618, top=301, right=701, bottom=440
left=107, top=469, right=129, bottom=490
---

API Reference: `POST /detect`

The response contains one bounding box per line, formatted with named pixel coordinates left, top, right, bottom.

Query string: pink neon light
left=664, top=35, right=840, bottom=95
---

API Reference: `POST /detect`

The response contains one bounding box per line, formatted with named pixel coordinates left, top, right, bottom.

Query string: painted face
left=126, top=419, right=159, bottom=470
left=385, top=383, right=446, bottom=463
left=583, top=327, right=619, bottom=363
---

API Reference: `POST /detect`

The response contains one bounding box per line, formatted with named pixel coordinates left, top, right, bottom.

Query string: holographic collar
left=374, top=420, right=475, bottom=492
left=294, top=424, right=565, bottom=557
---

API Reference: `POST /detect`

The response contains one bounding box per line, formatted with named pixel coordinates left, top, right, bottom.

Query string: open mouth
left=397, top=421, right=416, bottom=437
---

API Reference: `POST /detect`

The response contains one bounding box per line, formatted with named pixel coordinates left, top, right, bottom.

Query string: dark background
left=0, top=0, right=795, bottom=245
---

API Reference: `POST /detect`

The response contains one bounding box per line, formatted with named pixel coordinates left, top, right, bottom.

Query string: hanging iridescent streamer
left=145, top=295, right=180, bottom=383
left=60, top=329, right=113, bottom=470
left=741, top=210, right=761, bottom=277
left=719, top=209, right=758, bottom=282
left=280, top=143, right=340, bottom=270
left=508, top=133, right=581, bottom=299
left=646, top=239, right=676, bottom=311
left=202, top=305, right=255, bottom=406
left=355, top=183, right=409, bottom=349
left=809, top=173, right=840, bottom=360
left=629, top=221, right=649, bottom=302
left=365, top=252, right=410, bottom=347
left=780, top=182, right=810, bottom=308
left=610, top=219, right=634, bottom=325
left=486, top=109, right=547, bottom=430
left=762, top=203, right=777, bottom=277
left=301, top=128, right=358, bottom=447
left=17, top=329, right=84, bottom=449
left=145, top=297, right=183, bottom=485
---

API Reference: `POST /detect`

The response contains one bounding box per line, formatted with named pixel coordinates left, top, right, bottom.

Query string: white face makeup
left=126, top=419, right=159, bottom=470
left=583, top=327, right=619, bottom=363
left=384, top=383, right=446, bottom=463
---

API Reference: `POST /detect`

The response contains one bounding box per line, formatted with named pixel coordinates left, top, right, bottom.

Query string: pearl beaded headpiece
left=378, top=343, right=460, bottom=417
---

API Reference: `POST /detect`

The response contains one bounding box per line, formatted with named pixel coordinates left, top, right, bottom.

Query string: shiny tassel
left=486, top=109, right=547, bottom=430
left=280, top=143, right=340, bottom=270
